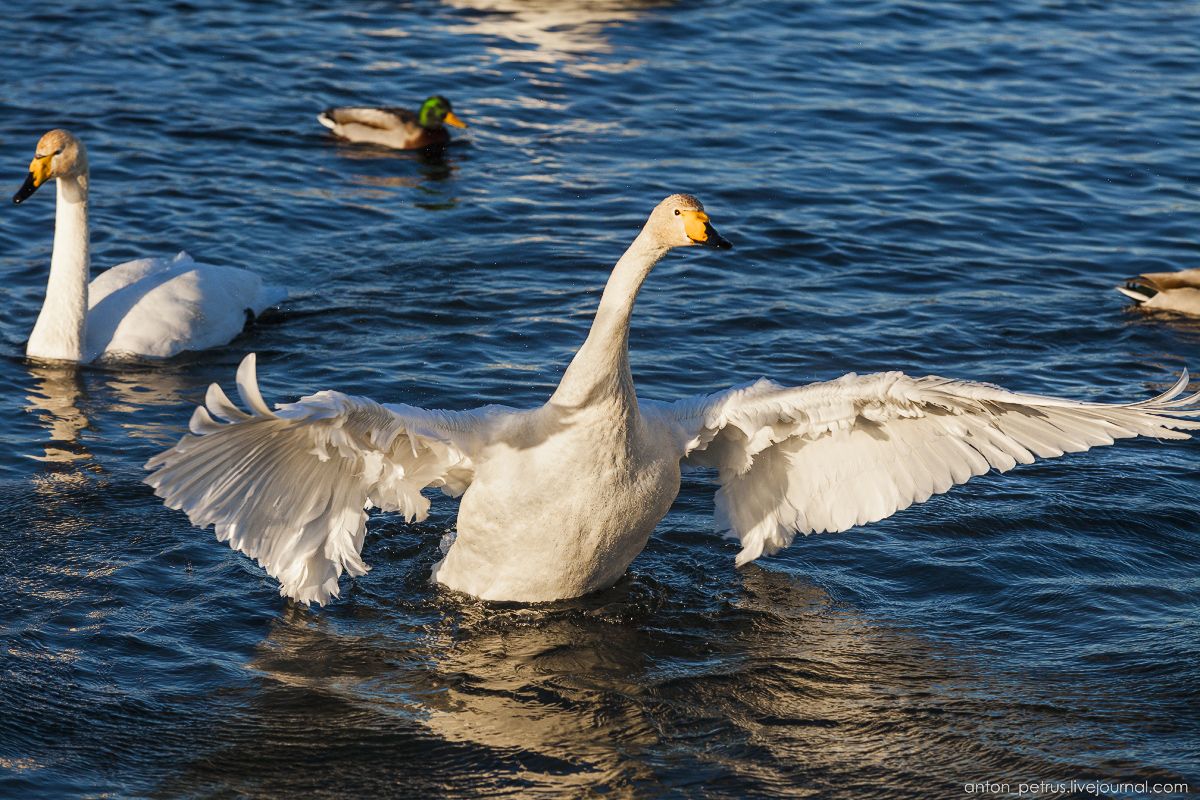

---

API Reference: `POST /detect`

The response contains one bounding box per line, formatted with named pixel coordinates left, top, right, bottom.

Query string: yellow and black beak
left=13, top=154, right=52, bottom=204
left=680, top=209, right=732, bottom=250
left=443, top=111, right=467, bottom=129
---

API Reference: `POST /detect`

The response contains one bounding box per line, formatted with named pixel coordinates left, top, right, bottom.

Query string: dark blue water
left=2, top=1, right=1199, bottom=797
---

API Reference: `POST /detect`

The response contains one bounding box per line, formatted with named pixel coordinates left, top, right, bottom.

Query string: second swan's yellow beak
left=13, top=155, right=52, bottom=204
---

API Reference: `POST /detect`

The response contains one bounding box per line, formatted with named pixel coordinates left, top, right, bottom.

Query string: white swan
left=1118, top=269, right=1200, bottom=315
left=146, top=195, right=1200, bottom=606
left=12, top=129, right=287, bottom=363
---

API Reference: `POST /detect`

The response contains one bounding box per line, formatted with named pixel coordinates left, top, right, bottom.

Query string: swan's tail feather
left=317, top=110, right=337, bottom=130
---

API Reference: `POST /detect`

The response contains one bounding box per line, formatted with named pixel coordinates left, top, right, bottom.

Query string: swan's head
left=13, top=129, right=88, bottom=204
left=647, top=194, right=732, bottom=250
left=419, top=95, right=467, bottom=129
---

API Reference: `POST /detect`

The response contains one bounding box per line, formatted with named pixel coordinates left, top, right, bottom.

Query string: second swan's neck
left=550, top=228, right=669, bottom=409
left=28, top=175, right=90, bottom=362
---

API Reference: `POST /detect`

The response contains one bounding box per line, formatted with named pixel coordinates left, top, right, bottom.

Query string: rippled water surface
left=3, top=1, right=1200, bottom=798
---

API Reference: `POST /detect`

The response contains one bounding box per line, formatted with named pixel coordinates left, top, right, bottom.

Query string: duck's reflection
left=1125, top=306, right=1200, bottom=337
left=440, top=0, right=668, bottom=63
left=328, top=145, right=462, bottom=209
left=332, top=142, right=456, bottom=170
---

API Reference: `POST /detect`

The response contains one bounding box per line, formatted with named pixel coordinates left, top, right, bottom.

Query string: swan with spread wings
left=146, top=195, right=1200, bottom=606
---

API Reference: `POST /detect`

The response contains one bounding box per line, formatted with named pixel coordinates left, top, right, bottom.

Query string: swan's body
left=1118, top=269, right=1200, bottom=315
left=439, top=395, right=685, bottom=600
left=13, top=130, right=286, bottom=363
left=147, top=195, right=1200, bottom=606
left=317, top=95, right=467, bottom=150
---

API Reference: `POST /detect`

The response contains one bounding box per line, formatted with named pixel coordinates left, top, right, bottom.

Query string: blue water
left=2, top=1, right=1199, bottom=797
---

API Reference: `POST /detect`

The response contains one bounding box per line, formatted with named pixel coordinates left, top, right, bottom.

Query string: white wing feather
left=659, top=371, right=1200, bottom=566
left=145, top=354, right=502, bottom=606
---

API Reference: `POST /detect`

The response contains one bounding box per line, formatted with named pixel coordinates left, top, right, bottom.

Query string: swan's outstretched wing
left=145, top=354, right=507, bottom=606
left=655, top=371, right=1200, bottom=566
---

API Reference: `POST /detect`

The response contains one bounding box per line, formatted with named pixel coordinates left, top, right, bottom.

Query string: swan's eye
left=674, top=209, right=680, bottom=215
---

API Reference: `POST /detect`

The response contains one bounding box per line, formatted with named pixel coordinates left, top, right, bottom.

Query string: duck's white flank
left=1118, top=268, right=1200, bottom=316
left=14, top=129, right=286, bottom=363
left=146, top=195, right=1200, bottom=606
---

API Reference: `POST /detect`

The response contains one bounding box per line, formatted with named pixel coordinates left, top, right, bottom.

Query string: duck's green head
left=419, top=95, right=467, bottom=129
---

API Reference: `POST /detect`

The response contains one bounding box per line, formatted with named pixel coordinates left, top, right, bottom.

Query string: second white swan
left=147, top=195, right=1200, bottom=605
left=12, top=129, right=286, bottom=363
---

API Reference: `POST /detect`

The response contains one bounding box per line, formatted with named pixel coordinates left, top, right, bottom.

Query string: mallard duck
left=11, top=129, right=286, bottom=363
left=317, top=95, right=467, bottom=150
left=146, top=195, right=1200, bottom=606
left=1117, top=269, right=1200, bottom=315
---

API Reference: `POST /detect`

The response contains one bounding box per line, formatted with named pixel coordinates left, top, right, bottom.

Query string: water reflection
left=247, top=600, right=660, bottom=782
left=439, top=0, right=667, bottom=63
left=327, top=145, right=463, bottom=209
left=24, top=362, right=94, bottom=466
left=24, top=359, right=219, bottom=469
left=145, top=558, right=1176, bottom=795
left=230, top=568, right=931, bottom=791
left=1124, top=305, right=1200, bottom=337
left=98, top=365, right=203, bottom=412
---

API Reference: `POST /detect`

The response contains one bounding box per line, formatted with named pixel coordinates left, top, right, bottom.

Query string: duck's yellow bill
left=444, top=111, right=467, bottom=128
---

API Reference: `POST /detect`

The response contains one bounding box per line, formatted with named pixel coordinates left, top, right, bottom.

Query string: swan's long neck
left=550, top=228, right=669, bottom=409
left=28, top=175, right=90, bottom=362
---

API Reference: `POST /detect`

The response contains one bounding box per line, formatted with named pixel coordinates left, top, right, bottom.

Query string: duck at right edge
left=146, top=195, right=1200, bottom=607
left=1118, top=269, right=1200, bottom=315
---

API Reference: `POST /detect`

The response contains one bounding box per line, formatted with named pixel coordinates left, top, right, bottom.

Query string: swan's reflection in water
left=102, top=365, right=204, bottom=409
left=440, top=0, right=668, bottom=63
left=248, top=594, right=666, bottom=784
left=230, top=566, right=948, bottom=793
left=25, top=362, right=94, bottom=466
left=149, top=554, right=1166, bottom=796
left=24, top=359, right=227, bottom=471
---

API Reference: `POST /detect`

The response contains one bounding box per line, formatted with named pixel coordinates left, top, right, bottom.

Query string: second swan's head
left=646, top=194, right=732, bottom=250
left=14, top=129, right=88, bottom=204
